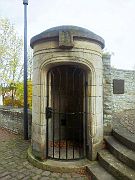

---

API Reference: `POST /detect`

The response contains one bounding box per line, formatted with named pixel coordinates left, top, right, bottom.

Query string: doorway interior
left=46, top=65, right=87, bottom=160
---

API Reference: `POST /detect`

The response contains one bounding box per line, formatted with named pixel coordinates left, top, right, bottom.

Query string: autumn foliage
left=3, top=81, right=32, bottom=109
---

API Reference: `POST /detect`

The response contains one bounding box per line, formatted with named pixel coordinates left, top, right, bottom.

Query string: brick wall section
left=103, top=55, right=113, bottom=134
left=0, top=106, right=32, bottom=138
left=111, top=68, right=135, bottom=113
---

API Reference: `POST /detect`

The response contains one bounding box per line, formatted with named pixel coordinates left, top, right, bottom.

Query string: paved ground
left=0, top=128, right=89, bottom=180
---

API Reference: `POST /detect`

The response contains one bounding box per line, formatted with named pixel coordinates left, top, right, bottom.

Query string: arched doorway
left=46, top=65, right=87, bottom=160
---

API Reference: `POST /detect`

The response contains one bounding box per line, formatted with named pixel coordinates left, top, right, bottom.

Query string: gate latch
left=46, top=107, right=53, bottom=119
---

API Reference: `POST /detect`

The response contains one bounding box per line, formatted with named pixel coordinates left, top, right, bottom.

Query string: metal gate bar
left=66, top=69, right=68, bottom=160
left=52, top=72, right=55, bottom=159
left=46, top=65, right=87, bottom=160
left=58, top=69, right=61, bottom=159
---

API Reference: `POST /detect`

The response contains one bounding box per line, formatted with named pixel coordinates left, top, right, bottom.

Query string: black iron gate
left=46, top=65, right=87, bottom=160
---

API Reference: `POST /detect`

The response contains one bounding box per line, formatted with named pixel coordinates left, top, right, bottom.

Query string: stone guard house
left=29, top=26, right=135, bottom=171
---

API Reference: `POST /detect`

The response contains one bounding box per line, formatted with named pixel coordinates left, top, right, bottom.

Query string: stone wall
left=111, top=68, right=135, bottom=112
left=103, top=55, right=135, bottom=132
left=103, top=55, right=113, bottom=134
left=0, top=106, right=32, bottom=137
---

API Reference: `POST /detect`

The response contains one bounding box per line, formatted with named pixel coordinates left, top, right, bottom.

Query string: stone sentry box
left=30, top=26, right=105, bottom=161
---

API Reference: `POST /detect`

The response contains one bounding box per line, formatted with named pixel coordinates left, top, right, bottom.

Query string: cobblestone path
left=0, top=128, right=89, bottom=180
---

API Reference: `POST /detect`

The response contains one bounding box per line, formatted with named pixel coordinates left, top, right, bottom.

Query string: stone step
left=98, top=149, right=135, bottom=180
left=104, top=136, right=135, bottom=170
left=86, top=161, right=116, bottom=180
left=113, top=125, right=135, bottom=151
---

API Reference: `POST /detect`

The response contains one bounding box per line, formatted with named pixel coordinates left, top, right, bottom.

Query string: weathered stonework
left=0, top=106, right=31, bottom=137
left=30, top=25, right=135, bottom=165
left=31, top=26, right=105, bottom=161
left=111, top=68, right=135, bottom=113
left=103, top=55, right=135, bottom=133
left=102, top=54, right=113, bottom=135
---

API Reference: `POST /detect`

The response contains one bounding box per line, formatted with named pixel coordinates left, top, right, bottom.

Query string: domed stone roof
left=30, top=25, right=105, bottom=49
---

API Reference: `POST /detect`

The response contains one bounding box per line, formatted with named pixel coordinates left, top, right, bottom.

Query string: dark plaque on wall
left=113, top=79, right=124, bottom=94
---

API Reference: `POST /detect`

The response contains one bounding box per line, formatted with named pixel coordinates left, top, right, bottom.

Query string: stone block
left=32, top=111, right=40, bottom=125
left=33, top=84, right=41, bottom=96
left=32, top=95, right=41, bottom=114
left=32, top=140, right=46, bottom=160
left=33, top=68, right=41, bottom=85
left=59, top=31, right=74, bottom=49
left=41, top=96, right=47, bottom=114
